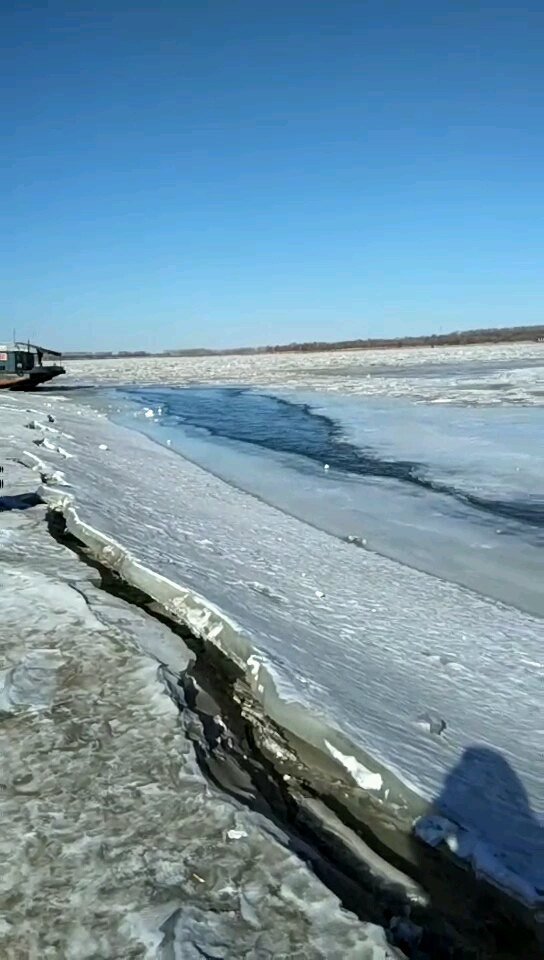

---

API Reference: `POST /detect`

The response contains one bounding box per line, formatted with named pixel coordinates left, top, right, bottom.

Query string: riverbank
left=0, top=401, right=405, bottom=959
left=1, top=390, right=542, bottom=958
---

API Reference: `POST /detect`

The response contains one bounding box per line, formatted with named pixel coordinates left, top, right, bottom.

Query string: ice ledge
left=39, top=484, right=544, bottom=923
left=41, top=486, right=253, bottom=669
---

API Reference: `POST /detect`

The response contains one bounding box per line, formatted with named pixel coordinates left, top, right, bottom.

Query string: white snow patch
left=325, top=741, right=383, bottom=792
left=227, top=829, right=248, bottom=840
left=246, top=654, right=262, bottom=680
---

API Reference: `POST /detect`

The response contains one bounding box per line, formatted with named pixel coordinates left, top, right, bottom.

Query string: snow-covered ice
left=64, top=341, right=544, bottom=406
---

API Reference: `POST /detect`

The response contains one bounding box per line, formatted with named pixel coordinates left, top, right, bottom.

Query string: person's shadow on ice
left=404, top=746, right=544, bottom=958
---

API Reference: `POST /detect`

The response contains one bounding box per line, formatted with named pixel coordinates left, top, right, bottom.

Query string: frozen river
left=7, top=342, right=543, bottom=930
left=111, top=384, right=543, bottom=617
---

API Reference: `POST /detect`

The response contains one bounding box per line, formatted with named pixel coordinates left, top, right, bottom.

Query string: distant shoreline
left=63, top=324, right=544, bottom=361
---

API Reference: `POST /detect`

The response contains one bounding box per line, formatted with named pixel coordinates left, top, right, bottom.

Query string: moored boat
left=0, top=342, right=65, bottom=391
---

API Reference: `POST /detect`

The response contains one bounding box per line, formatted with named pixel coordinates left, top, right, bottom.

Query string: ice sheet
left=302, top=390, right=544, bottom=503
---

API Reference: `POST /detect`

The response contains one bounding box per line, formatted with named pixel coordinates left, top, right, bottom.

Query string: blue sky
left=2, top=1, right=543, bottom=351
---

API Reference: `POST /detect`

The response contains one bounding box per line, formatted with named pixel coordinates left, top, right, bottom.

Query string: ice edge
left=38, top=479, right=544, bottom=919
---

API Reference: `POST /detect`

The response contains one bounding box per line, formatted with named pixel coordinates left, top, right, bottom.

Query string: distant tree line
left=63, top=324, right=544, bottom=360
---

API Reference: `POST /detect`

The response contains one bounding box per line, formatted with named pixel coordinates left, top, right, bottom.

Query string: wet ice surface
left=6, top=381, right=543, bottom=912
left=0, top=446, right=401, bottom=958
left=109, top=385, right=543, bottom=617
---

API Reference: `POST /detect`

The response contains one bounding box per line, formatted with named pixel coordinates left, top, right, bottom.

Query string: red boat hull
left=0, top=367, right=65, bottom=391
left=0, top=376, right=27, bottom=390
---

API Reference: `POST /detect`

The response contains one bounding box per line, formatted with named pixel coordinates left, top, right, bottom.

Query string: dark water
left=122, top=386, right=544, bottom=531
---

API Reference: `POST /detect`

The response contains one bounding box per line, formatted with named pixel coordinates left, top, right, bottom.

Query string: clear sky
left=2, top=1, right=543, bottom=351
